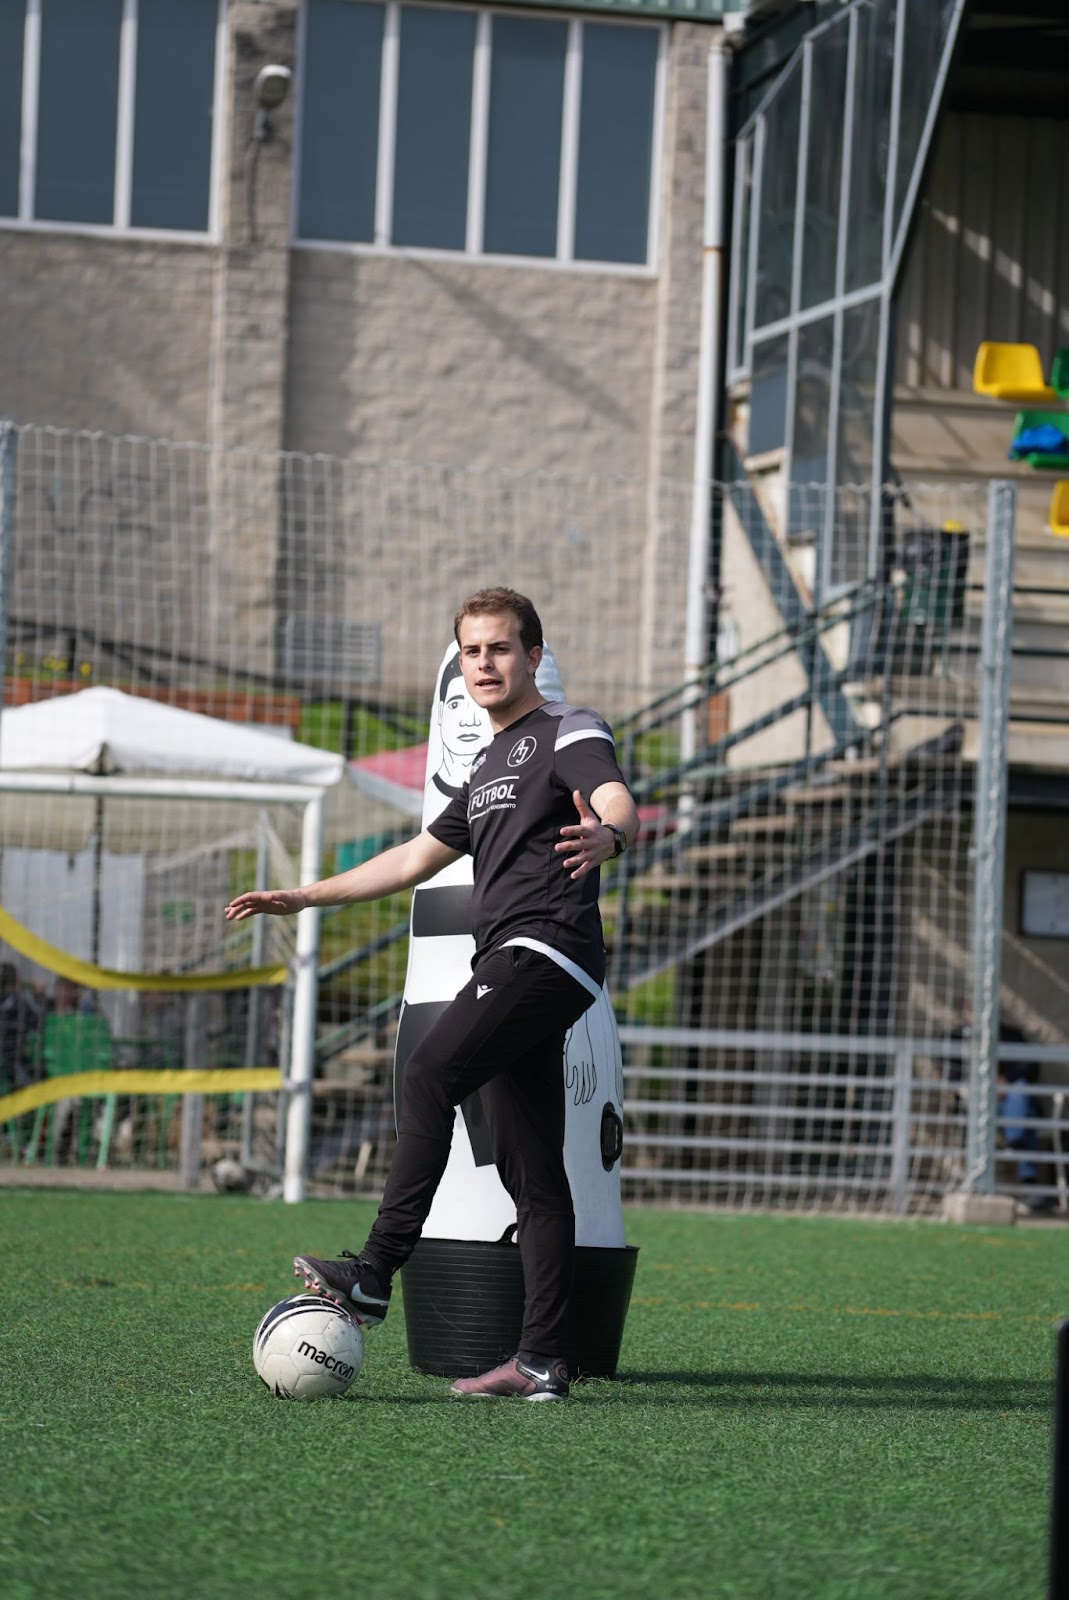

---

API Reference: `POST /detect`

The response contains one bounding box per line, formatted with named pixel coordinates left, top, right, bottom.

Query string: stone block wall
left=0, top=2, right=717, bottom=708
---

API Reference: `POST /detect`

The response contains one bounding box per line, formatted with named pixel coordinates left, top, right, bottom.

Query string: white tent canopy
left=0, top=686, right=346, bottom=784
left=0, top=687, right=381, bottom=851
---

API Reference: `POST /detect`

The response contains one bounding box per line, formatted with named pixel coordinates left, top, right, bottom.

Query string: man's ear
left=529, top=645, right=543, bottom=677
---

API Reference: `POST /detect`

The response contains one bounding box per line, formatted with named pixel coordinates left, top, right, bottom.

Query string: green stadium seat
left=973, top=341, right=1057, bottom=402
left=1009, top=409, right=1069, bottom=469
left=1050, top=482, right=1069, bottom=539
left=1051, top=349, right=1069, bottom=399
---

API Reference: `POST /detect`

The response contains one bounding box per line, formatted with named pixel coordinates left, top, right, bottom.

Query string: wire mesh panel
left=2, top=423, right=1066, bottom=1213
left=610, top=476, right=1068, bottom=1212
left=1, top=423, right=694, bottom=1194
left=0, top=788, right=309, bottom=1187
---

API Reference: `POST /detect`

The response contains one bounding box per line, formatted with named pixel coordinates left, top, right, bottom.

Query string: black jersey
left=426, top=700, right=628, bottom=989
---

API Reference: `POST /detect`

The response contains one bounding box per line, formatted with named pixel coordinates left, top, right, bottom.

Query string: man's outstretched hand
left=555, top=790, right=617, bottom=881
left=224, top=888, right=308, bottom=922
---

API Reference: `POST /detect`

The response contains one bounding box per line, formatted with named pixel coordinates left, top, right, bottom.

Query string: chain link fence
left=1, top=423, right=1066, bottom=1213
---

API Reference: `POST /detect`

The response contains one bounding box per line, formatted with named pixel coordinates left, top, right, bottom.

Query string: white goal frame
left=0, top=770, right=324, bottom=1203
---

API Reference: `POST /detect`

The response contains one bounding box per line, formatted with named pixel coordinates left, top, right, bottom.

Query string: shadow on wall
left=410, top=257, right=640, bottom=431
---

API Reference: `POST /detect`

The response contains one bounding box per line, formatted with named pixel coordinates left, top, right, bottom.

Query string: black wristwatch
left=604, top=824, right=627, bottom=859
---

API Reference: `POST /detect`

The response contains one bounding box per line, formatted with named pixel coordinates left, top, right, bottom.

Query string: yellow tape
left=0, top=906, right=287, bottom=992
left=0, top=1068, right=282, bottom=1121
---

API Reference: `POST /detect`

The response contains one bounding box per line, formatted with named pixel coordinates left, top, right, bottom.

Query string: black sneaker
left=293, top=1250, right=391, bottom=1326
left=451, top=1355, right=570, bottom=1401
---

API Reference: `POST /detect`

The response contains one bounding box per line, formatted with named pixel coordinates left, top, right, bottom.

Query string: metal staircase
left=608, top=579, right=966, bottom=993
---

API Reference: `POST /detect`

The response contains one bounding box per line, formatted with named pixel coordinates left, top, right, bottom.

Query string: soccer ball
left=211, top=1157, right=252, bottom=1193
left=253, top=1293, right=365, bottom=1400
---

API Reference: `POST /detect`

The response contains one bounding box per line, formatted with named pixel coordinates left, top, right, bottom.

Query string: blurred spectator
left=951, top=998, right=1053, bottom=1213
left=0, top=961, right=41, bottom=1093
left=45, top=977, right=112, bottom=1164
left=998, top=1049, right=1052, bottom=1214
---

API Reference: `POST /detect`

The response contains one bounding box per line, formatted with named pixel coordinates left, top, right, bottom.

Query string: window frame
left=2, top=0, right=227, bottom=244
left=292, top=0, right=666, bottom=276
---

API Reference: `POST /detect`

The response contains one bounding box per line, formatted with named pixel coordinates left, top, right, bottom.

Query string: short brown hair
left=454, top=588, right=543, bottom=653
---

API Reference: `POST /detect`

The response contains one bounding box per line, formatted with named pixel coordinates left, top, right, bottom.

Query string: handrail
left=316, top=919, right=409, bottom=984
left=615, top=576, right=883, bottom=742
left=315, top=992, right=403, bottom=1067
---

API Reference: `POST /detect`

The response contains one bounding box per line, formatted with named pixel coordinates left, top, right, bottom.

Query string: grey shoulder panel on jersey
left=542, top=702, right=614, bottom=751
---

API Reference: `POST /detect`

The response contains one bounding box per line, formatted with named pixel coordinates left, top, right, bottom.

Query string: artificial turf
left=0, top=1190, right=1063, bottom=1600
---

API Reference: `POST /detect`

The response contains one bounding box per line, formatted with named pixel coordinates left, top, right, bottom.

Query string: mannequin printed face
left=438, top=673, right=487, bottom=763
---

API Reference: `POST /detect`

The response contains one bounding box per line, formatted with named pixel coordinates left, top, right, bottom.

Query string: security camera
left=254, top=64, right=292, bottom=112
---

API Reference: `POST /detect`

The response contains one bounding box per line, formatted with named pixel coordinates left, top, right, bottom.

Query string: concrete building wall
left=0, top=231, right=216, bottom=441
left=281, top=21, right=709, bottom=484
left=0, top=2, right=714, bottom=704
left=284, top=251, right=656, bottom=476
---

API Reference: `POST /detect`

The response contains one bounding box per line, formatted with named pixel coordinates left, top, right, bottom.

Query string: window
left=574, top=22, right=659, bottom=266
left=0, top=0, right=25, bottom=218
left=297, top=0, right=382, bottom=243
left=130, top=0, right=219, bottom=232
left=36, top=0, right=123, bottom=224
left=392, top=5, right=475, bottom=250
left=1, top=0, right=221, bottom=234
left=484, top=15, right=566, bottom=260
left=297, top=0, right=662, bottom=270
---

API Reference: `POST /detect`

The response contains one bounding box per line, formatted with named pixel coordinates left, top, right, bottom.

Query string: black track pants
left=362, top=944, right=594, bottom=1356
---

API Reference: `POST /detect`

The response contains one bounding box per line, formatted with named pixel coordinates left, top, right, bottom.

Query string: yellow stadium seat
left=973, top=341, right=1056, bottom=403
left=1049, top=481, right=1069, bottom=539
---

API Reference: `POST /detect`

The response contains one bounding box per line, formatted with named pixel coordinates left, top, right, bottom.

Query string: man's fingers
left=224, top=890, right=297, bottom=921
left=571, top=789, right=595, bottom=819
left=225, top=897, right=263, bottom=921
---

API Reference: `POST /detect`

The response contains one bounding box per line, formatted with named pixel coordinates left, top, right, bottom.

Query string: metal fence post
left=889, top=1043, right=913, bottom=1212
left=0, top=422, right=15, bottom=742
left=965, top=479, right=1016, bottom=1195
left=180, top=992, right=207, bottom=1190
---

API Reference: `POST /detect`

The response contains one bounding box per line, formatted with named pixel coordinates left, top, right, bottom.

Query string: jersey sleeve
left=553, top=707, right=628, bottom=798
left=427, top=785, right=472, bottom=855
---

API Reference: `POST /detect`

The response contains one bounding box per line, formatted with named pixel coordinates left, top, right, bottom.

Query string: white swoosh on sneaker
left=521, top=1365, right=551, bottom=1383
left=477, top=985, right=493, bottom=999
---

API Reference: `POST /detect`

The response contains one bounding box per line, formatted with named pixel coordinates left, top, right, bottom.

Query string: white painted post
left=680, top=39, right=728, bottom=787
left=283, top=791, right=325, bottom=1203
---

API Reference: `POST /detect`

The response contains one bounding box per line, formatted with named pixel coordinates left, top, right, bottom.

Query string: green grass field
left=0, top=1191, right=1064, bottom=1600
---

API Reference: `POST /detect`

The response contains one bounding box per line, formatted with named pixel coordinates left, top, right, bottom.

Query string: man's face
left=457, top=612, right=541, bottom=722
left=438, top=674, right=486, bottom=758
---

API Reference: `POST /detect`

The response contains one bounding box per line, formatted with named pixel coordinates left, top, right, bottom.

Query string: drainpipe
left=681, top=36, right=729, bottom=781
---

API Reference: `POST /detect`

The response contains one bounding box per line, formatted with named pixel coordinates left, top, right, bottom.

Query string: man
left=226, top=588, right=638, bottom=1400
left=0, top=962, right=40, bottom=1094
left=948, top=998, right=1052, bottom=1212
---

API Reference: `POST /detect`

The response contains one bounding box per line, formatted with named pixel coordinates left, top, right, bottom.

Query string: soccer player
left=225, top=588, right=638, bottom=1400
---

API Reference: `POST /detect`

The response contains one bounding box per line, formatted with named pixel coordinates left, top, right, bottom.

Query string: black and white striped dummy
left=393, top=640, right=626, bottom=1249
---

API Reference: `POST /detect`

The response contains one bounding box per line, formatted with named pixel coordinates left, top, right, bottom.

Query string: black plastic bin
left=900, top=523, right=970, bottom=632
left=401, top=1237, right=639, bottom=1379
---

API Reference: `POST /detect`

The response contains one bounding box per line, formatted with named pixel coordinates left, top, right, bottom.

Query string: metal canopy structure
left=726, top=0, right=970, bottom=597
left=725, top=0, right=1069, bottom=598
